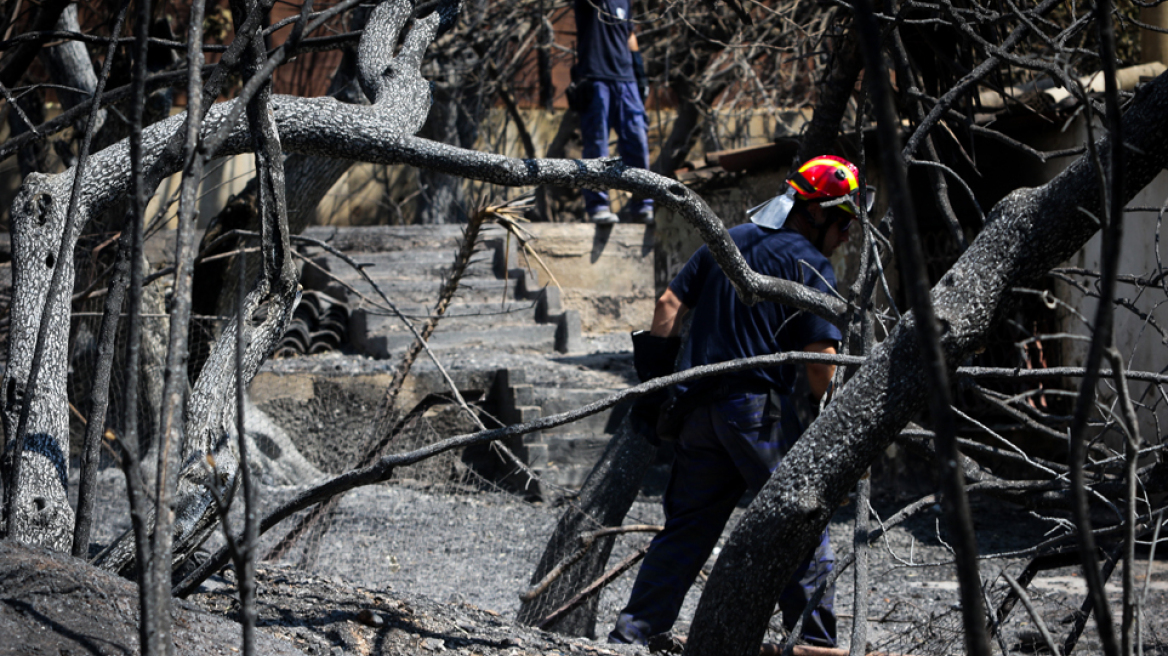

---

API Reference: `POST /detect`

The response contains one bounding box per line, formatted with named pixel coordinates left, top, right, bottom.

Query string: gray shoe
left=589, top=209, right=619, bottom=224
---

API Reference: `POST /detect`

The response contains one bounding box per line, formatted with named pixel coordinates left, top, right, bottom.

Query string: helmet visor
left=819, top=185, right=876, bottom=215
left=859, top=185, right=876, bottom=213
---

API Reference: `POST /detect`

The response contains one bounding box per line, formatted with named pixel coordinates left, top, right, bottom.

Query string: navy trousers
left=610, top=392, right=837, bottom=646
left=579, top=79, right=653, bottom=215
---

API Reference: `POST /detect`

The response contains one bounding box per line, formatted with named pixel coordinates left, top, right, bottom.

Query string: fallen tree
left=3, top=2, right=1167, bottom=655
left=682, top=57, right=1168, bottom=656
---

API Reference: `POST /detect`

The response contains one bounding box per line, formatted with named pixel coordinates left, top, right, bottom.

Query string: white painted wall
left=1045, top=118, right=1168, bottom=446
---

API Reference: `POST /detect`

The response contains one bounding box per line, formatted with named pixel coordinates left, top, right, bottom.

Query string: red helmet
left=788, top=155, right=874, bottom=216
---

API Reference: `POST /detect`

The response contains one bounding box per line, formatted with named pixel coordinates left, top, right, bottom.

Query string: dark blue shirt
left=574, top=0, right=635, bottom=82
left=670, top=224, right=842, bottom=398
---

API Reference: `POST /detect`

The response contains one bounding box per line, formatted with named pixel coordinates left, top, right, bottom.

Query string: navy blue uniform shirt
left=574, top=0, right=635, bottom=82
left=670, top=224, right=842, bottom=399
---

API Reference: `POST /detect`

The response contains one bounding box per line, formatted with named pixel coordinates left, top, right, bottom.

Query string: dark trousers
left=610, top=392, right=837, bottom=647
left=579, top=79, right=652, bottom=215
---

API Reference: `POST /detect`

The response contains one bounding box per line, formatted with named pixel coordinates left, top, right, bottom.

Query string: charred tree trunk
left=652, top=78, right=729, bottom=177
left=795, top=22, right=862, bottom=165
left=189, top=7, right=369, bottom=379
left=42, top=4, right=107, bottom=137
left=516, top=416, right=657, bottom=637
left=681, top=71, right=1168, bottom=656
left=2, top=0, right=441, bottom=555
left=415, top=51, right=485, bottom=224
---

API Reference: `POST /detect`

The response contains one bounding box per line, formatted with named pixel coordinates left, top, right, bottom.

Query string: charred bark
left=516, top=416, right=657, bottom=637
left=681, top=71, right=1168, bottom=656
left=2, top=0, right=441, bottom=554
left=795, top=21, right=862, bottom=165
left=0, top=0, right=71, bottom=89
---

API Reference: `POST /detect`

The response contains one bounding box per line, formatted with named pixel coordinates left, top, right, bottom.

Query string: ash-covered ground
left=75, top=335, right=1168, bottom=655
left=80, top=460, right=1168, bottom=655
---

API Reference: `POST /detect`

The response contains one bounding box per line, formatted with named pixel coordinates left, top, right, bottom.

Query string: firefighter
left=611, top=156, right=875, bottom=647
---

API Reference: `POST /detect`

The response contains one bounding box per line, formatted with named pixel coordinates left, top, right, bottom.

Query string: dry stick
left=235, top=244, right=259, bottom=656
left=521, top=524, right=662, bottom=602
left=264, top=208, right=489, bottom=562
left=996, top=511, right=1162, bottom=565
left=845, top=104, right=877, bottom=656
left=175, top=350, right=860, bottom=598
left=69, top=0, right=131, bottom=559
left=536, top=546, right=650, bottom=630
left=886, top=21, right=967, bottom=249
left=493, top=213, right=564, bottom=294
left=992, top=549, right=1081, bottom=630
left=290, top=252, right=405, bottom=317
left=73, top=238, right=131, bottom=556
left=1062, top=546, right=1121, bottom=656
left=119, top=0, right=161, bottom=652
left=1064, top=1, right=1124, bottom=654
left=966, top=383, right=1071, bottom=445
left=850, top=474, right=872, bottom=656
left=1002, top=572, right=1061, bottom=656
left=853, top=0, right=990, bottom=653
left=147, top=0, right=210, bottom=652
left=950, top=406, right=1065, bottom=477
left=980, top=582, right=1011, bottom=656
left=1104, top=349, right=1143, bottom=656
left=231, top=0, right=297, bottom=650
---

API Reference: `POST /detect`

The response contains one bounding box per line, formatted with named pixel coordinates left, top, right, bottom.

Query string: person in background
left=573, top=0, right=654, bottom=225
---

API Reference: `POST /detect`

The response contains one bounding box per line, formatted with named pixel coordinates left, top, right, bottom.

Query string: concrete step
left=534, top=388, right=629, bottom=436
left=531, top=433, right=616, bottom=488
left=353, top=300, right=540, bottom=332
left=303, top=250, right=498, bottom=287
left=351, top=321, right=559, bottom=358
left=334, top=277, right=523, bottom=306
left=301, top=225, right=506, bottom=253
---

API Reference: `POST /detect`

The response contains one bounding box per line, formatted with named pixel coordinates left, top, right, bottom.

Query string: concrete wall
left=515, top=224, right=657, bottom=333
left=1047, top=120, right=1168, bottom=445
left=985, top=112, right=1168, bottom=447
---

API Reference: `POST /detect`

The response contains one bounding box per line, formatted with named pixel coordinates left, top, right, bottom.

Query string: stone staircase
left=297, top=225, right=583, bottom=358
left=267, top=225, right=643, bottom=490
left=491, top=367, right=633, bottom=490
